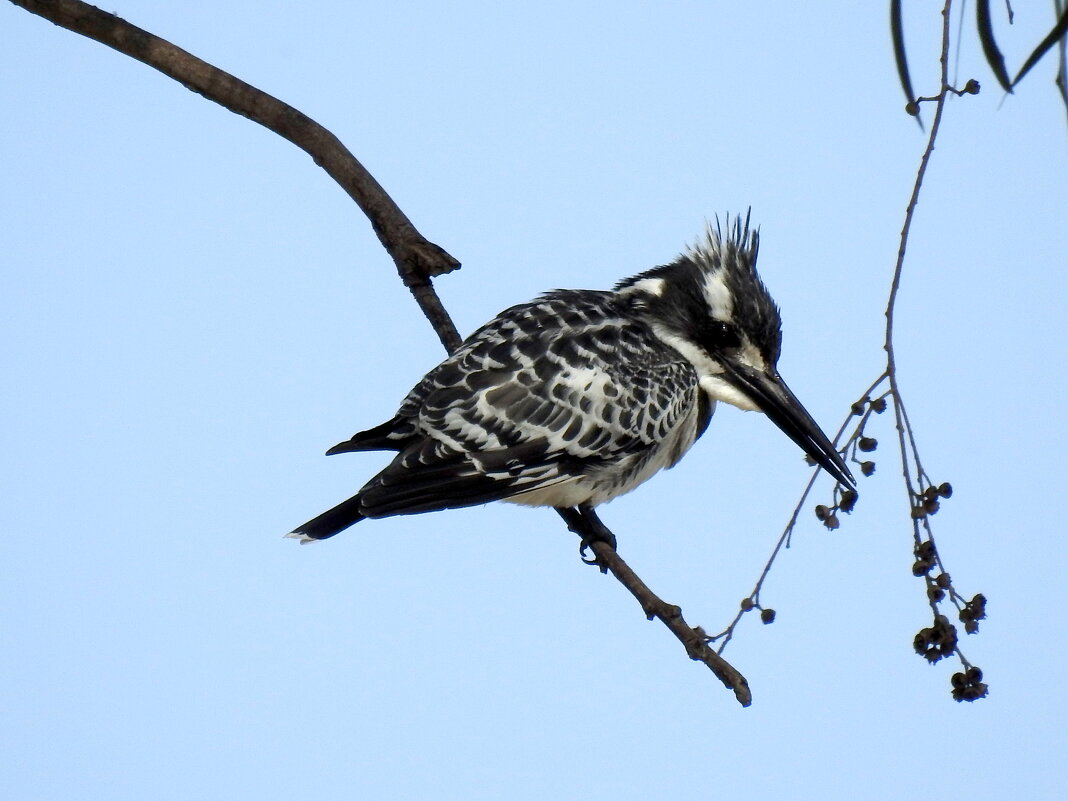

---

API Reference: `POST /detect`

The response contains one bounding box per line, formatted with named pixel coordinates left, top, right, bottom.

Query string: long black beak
left=723, top=363, right=855, bottom=488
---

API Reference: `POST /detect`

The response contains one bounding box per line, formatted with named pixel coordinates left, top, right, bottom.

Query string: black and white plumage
left=289, top=215, right=853, bottom=544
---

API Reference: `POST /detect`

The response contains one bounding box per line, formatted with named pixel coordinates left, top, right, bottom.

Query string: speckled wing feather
left=340, top=290, right=704, bottom=518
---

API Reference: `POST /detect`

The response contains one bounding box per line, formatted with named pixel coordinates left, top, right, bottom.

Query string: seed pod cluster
left=958, top=593, right=987, bottom=635
left=913, top=614, right=958, bottom=663
left=814, top=504, right=839, bottom=530
left=838, top=489, right=858, bottom=514
left=912, top=539, right=937, bottom=576
left=950, top=666, right=987, bottom=702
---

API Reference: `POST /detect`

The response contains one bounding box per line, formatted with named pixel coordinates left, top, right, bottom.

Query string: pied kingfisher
left=290, top=215, right=853, bottom=546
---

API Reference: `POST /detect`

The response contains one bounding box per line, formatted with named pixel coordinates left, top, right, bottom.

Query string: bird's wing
left=355, top=291, right=701, bottom=517
left=355, top=436, right=574, bottom=517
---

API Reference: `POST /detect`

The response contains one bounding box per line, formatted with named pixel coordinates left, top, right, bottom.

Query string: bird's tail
left=286, top=494, right=365, bottom=544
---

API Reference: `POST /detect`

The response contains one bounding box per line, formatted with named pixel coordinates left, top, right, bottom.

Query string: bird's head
left=616, top=214, right=854, bottom=487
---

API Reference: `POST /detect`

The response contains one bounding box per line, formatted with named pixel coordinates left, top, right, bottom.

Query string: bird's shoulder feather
left=405, top=290, right=699, bottom=455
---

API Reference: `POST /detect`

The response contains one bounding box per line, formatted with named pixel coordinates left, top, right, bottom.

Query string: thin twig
left=715, top=4, right=987, bottom=701
left=882, top=0, right=955, bottom=528
left=708, top=370, right=887, bottom=651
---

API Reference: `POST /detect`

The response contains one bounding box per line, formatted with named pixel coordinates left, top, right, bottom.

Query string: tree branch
left=9, top=0, right=463, bottom=351
left=12, top=0, right=752, bottom=704
left=587, top=540, right=752, bottom=706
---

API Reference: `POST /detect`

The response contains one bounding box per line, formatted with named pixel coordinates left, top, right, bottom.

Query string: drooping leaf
left=891, top=0, right=922, bottom=125
left=1056, top=2, right=1068, bottom=121
left=977, top=0, right=1014, bottom=92
left=1011, top=3, right=1068, bottom=87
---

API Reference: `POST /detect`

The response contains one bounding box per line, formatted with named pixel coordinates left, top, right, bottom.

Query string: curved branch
left=590, top=541, right=752, bottom=706
left=9, top=0, right=463, bottom=351
left=553, top=511, right=751, bottom=706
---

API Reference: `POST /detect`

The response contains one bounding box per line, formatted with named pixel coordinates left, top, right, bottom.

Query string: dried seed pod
left=950, top=664, right=988, bottom=702
left=915, top=541, right=937, bottom=560
left=931, top=615, right=958, bottom=654
left=858, top=437, right=878, bottom=452
left=760, top=608, right=776, bottom=625
left=860, top=461, right=876, bottom=477
left=839, top=489, right=858, bottom=513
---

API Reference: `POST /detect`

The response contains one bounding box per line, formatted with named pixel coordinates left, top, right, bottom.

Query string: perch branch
left=587, top=540, right=752, bottom=706
left=12, top=0, right=752, bottom=704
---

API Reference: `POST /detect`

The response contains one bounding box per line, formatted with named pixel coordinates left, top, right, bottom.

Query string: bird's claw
left=578, top=530, right=617, bottom=570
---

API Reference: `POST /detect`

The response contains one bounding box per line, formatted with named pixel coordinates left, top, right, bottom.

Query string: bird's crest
left=684, top=210, right=760, bottom=277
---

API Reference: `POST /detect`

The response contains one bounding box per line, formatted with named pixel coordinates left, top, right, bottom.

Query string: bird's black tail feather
left=326, top=417, right=409, bottom=455
left=288, top=494, right=365, bottom=543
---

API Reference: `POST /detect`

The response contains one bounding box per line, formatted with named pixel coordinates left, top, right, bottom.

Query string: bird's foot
left=578, top=535, right=615, bottom=568
left=556, top=506, right=617, bottom=571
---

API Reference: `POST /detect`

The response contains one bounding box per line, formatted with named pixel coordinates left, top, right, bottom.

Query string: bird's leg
left=577, top=505, right=618, bottom=551
left=555, top=505, right=618, bottom=567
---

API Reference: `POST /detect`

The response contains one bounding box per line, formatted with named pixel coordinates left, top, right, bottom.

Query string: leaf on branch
left=890, top=0, right=922, bottom=125
left=1011, top=3, right=1068, bottom=88
left=977, top=0, right=1014, bottom=93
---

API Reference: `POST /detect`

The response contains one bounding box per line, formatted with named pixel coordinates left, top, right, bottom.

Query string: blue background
left=3, top=2, right=1066, bottom=799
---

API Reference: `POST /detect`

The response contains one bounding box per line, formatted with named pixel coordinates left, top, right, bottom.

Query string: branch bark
left=11, top=0, right=751, bottom=705
left=9, top=0, right=463, bottom=351
left=586, top=541, right=752, bottom=706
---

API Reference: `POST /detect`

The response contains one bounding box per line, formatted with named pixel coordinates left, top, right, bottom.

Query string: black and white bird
left=289, top=215, right=853, bottom=546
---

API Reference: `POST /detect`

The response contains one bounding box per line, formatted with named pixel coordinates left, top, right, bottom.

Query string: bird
left=288, top=214, right=853, bottom=548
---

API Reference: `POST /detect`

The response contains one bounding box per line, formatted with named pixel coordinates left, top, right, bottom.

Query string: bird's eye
left=701, top=320, right=740, bottom=351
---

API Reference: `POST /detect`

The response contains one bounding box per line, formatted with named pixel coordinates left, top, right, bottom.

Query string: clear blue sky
left=3, top=2, right=1066, bottom=799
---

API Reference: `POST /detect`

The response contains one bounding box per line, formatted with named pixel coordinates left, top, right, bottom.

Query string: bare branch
left=9, top=0, right=463, bottom=351
left=718, top=0, right=987, bottom=701
left=549, top=508, right=750, bottom=705
left=597, top=540, right=752, bottom=707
